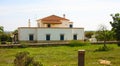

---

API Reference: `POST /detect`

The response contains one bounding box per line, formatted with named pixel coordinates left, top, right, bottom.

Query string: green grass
left=0, top=44, right=120, bottom=66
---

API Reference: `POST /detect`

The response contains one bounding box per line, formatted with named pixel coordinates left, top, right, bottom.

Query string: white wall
left=18, top=28, right=37, bottom=41
left=37, top=20, right=73, bottom=28
left=37, top=28, right=72, bottom=40
left=18, top=27, right=84, bottom=41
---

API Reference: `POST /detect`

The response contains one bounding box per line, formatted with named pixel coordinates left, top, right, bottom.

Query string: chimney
left=28, top=19, right=31, bottom=27
left=63, top=14, right=65, bottom=18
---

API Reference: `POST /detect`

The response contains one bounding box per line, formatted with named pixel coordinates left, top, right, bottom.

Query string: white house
left=18, top=15, right=84, bottom=42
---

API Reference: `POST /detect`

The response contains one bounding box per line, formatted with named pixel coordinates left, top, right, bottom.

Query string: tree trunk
left=104, top=40, right=107, bottom=48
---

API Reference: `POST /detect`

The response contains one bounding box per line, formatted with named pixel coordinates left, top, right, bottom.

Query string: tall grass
left=0, top=44, right=119, bottom=66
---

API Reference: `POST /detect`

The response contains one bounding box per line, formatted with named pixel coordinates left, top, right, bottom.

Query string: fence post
left=78, top=50, right=85, bottom=66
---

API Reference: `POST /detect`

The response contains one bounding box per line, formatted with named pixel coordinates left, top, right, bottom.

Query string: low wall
left=91, top=41, right=118, bottom=44
left=0, top=42, right=69, bottom=48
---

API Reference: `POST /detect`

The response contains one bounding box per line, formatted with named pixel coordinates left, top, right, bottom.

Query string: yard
left=0, top=44, right=120, bottom=66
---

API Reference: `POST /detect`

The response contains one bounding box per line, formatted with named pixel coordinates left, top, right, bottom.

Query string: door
left=60, top=34, right=64, bottom=40
left=46, top=34, right=50, bottom=40
left=29, top=34, right=34, bottom=41
left=73, top=34, right=77, bottom=40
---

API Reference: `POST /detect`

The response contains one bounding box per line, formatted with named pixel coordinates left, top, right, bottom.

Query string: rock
left=98, top=59, right=111, bottom=66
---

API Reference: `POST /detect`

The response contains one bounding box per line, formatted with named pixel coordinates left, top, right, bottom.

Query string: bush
left=69, top=40, right=91, bottom=47
left=1, top=41, right=6, bottom=44
left=14, top=51, right=43, bottom=66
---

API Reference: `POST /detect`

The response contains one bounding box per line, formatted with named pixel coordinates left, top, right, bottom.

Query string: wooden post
left=78, top=50, right=85, bottom=66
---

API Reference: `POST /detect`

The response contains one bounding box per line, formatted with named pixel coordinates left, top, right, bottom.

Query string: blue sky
left=0, top=0, right=120, bottom=31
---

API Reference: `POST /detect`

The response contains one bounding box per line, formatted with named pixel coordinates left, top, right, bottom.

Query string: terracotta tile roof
left=41, top=15, right=69, bottom=21
left=37, top=15, right=69, bottom=24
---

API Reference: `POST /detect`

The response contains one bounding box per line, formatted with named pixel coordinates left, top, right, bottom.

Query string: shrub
left=14, top=51, right=43, bottom=66
left=0, top=33, right=12, bottom=44
left=1, top=41, right=6, bottom=44
left=69, top=40, right=90, bottom=47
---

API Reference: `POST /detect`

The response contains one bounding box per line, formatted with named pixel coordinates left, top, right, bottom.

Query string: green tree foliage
left=0, top=33, right=12, bottom=44
left=96, top=25, right=107, bottom=48
left=0, top=26, right=4, bottom=39
left=96, top=25, right=115, bottom=47
left=95, top=25, right=115, bottom=51
left=0, top=26, right=4, bottom=33
left=0, top=27, right=18, bottom=44
left=0, top=26, right=9, bottom=44
left=0, top=33, right=7, bottom=41
left=14, top=51, right=43, bottom=66
left=96, top=30, right=115, bottom=41
left=85, top=31, right=94, bottom=38
left=12, top=29, right=18, bottom=34
left=110, top=13, right=120, bottom=46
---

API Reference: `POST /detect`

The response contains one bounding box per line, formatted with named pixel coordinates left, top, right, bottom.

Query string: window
left=46, top=34, right=50, bottom=40
left=73, top=34, right=77, bottom=40
left=60, top=34, right=64, bottom=40
left=47, top=24, right=51, bottom=28
left=69, top=24, right=73, bottom=28
left=29, top=34, right=34, bottom=41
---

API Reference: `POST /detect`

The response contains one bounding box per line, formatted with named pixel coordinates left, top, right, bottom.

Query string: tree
left=96, top=25, right=108, bottom=48
left=0, top=26, right=4, bottom=33
left=110, top=13, right=120, bottom=46
left=85, top=31, right=94, bottom=38
left=96, top=30, right=115, bottom=41
left=12, top=29, right=18, bottom=34
left=0, top=26, right=6, bottom=44
left=95, top=25, right=115, bottom=51
left=0, top=26, right=12, bottom=44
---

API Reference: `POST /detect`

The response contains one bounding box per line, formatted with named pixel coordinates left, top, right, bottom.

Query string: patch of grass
left=69, top=40, right=91, bottom=47
left=95, top=46, right=114, bottom=51
left=0, top=44, right=119, bottom=66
